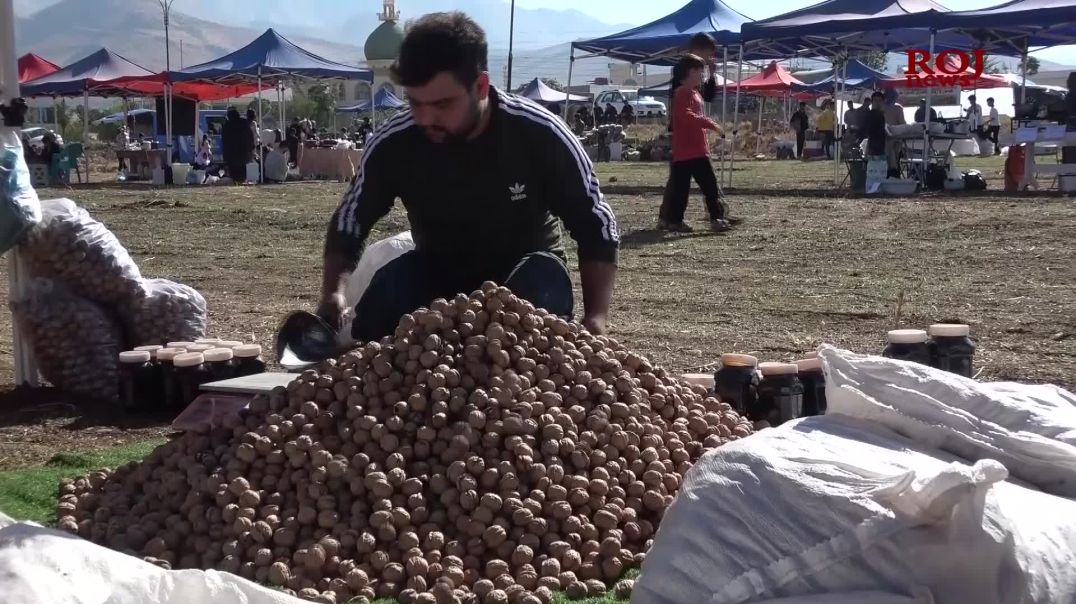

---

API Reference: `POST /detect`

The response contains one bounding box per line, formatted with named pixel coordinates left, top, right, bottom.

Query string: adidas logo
left=509, top=182, right=527, bottom=201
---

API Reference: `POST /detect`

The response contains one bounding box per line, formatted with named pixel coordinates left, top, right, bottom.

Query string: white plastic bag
left=636, top=414, right=1076, bottom=604
left=20, top=198, right=145, bottom=305
left=10, top=278, right=122, bottom=401
left=0, top=127, right=40, bottom=255
left=819, top=345, right=1076, bottom=497
left=338, top=231, right=415, bottom=347
left=124, top=278, right=208, bottom=346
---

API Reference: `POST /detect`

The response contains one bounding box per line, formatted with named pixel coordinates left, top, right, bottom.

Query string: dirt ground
left=0, top=156, right=1073, bottom=470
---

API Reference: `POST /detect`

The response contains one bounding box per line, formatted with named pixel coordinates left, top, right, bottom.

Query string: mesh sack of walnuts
left=56, top=283, right=753, bottom=604
left=125, top=278, right=208, bottom=346
left=12, top=278, right=122, bottom=401
left=21, top=198, right=145, bottom=305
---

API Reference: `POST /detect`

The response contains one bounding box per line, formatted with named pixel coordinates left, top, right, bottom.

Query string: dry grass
left=0, top=155, right=1072, bottom=469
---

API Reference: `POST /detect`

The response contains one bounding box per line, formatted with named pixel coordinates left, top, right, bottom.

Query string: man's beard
left=424, top=97, right=483, bottom=144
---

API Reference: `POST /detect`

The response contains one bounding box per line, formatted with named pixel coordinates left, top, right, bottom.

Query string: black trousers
left=820, top=130, right=835, bottom=159
left=795, top=131, right=806, bottom=158
left=988, top=126, right=1001, bottom=153
left=666, top=157, right=726, bottom=224
left=352, top=250, right=574, bottom=342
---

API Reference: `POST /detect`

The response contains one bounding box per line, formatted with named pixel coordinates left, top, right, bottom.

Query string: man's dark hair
left=391, top=12, right=488, bottom=87
left=688, top=33, right=716, bottom=55
left=968, top=94, right=977, bottom=102
left=987, top=97, right=994, bottom=104
left=871, top=91, right=885, bottom=100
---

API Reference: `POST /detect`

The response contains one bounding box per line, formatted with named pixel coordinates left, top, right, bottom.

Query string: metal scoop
left=275, top=311, right=340, bottom=371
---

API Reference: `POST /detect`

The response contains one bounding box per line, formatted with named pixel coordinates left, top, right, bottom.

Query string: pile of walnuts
left=57, top=284, right=752, bottom=603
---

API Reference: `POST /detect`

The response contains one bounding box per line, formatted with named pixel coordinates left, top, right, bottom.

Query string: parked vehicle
left=593, top=90, right=666, bottom=118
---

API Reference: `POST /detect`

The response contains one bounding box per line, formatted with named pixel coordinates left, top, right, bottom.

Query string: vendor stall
left=297, top=146, right=361, bottom=182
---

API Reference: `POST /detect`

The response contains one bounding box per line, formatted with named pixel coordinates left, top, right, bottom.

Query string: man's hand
left=582, top=314, right=607, bottom=335
left=316, top=292, right=347, bottom=331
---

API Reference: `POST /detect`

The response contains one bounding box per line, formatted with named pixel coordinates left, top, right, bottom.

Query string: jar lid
left=234, top=344, right=262, bottom=358
left=133, top=344, right=163, bottom=357
left=759, top=362, right=798, bottom=376
left=720, top=353, right=758, bottom=367
left=186, top=344, right=214, bottom=353
left=195, top=338, right=223, bottom=345
left=795, top=357, right=822, bottom=372
left=157, top=348, right=184, bottom=361
left=204, top=347, right=235, bottom=362
left=217, top=340, right=244, bottom=348
left=119, top=350, right=152, bottom=364
left=173, top=352, right=205, bottom=368
left=166, top=341, right=195, bottom=349
left=804, top=351, right=819, bottom=359
left=887, top=329, right=928, bottom=344
left=928, top=323, right=970, bottom=337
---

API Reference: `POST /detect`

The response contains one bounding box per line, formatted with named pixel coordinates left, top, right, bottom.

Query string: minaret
left=379, top=0, right=400, bottom=22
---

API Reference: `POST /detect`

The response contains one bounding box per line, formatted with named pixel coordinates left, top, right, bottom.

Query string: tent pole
left=756, top=96, right=763, bottom=155
left=833, top=54, right=845, bottom=186
left=922, top=30, right=935, bottom=189
left=564, top=48, right=575, bottom=120
left=730, top=44, right=743, bottom=188
left=83, top=88, right=90, bottom=184
left=257, top=65, right=263, bottom=183
left=721, top=45, right=728, bottom=182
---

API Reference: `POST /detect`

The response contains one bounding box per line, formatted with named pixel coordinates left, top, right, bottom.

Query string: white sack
left=0, top=513, right=304, bottom=604
left=635, top=414, right=1076, bottom=604
left=338, top=231, right=415, bottom=346
left=819, top=345, right=1076, bottom=497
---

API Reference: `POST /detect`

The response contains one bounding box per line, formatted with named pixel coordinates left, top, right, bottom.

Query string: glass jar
left=795, top=357, right=826, bottom=416
left=118, top=350, right=158, bottom=413
left=194, top=338, right=223, bottom=346
left=157, top=347, right=185, bottom=412
left=203, top=347, right=237, bottom=381
left=713, top=353, right=759, bottom=416
left=883, top=329, right=930, bottom=366
left=757, top=362, right=804, bottom=426
left=233, top=344, right=267, bottom=377
left=173, top=352, right=213, bottom=410
left=166, top=341, right=196, bottom=350
left=928, top=324, right=975, bottom=378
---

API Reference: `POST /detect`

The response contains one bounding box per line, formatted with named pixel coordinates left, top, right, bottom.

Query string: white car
left=594, top=90, right=666, bottom=118
left=21, top=127, right=62, bottom=153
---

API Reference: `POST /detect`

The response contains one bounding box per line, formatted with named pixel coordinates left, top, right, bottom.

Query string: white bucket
left=608, top=142, right=623, bottom=161
left=245, top=161, right=260, bottom=183
left=151, top=167, right=166, bottom=186
left=171, top=163, right=190, bottom=185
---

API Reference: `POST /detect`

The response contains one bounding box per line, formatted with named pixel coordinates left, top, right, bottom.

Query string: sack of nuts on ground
left=20, top=198, right=146, bottom=306
left=11, top=278, right=122, bottom=401
left=56, top=283, right=753, bottom=604
left=125, top=278, right=208, bottom=346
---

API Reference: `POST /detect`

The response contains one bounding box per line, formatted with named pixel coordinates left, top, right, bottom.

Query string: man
left=658, top=32, right=731, bottom=230
left=864, top=91, right=889, bottom=192
left=285, top=117, right=303, bottom=166
left=914, top=98, right=939, bottom=124
left=843, top=101, right=858, bottom=138
left=816, top=101, right=835, bottom=160
left=317, top=12, right=619, bottom=341
left=966, top=94, right=983, bottom=135
left=221, top=107, right=254, bottom=183
left=883, top=89, right=906, bottom=177
left=985, top=97, right=1001, bottom=154
left=790, top=102, right=809, bottom=159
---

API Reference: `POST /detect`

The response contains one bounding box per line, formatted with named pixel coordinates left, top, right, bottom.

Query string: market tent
left=170, top=28, right=372, bottom=83
left=938, top=0, right=1076, bottom=55
left=20, top=48, right=153, bottom=97
left=17, top=53, right=59, bottom=83
left=739, top=0, right=981, bottom=58
left=107, top=74, right=268, bottom=101
left=338, top=88, right=407, bottom=112
left=517, top=78, right=589, bottom=104
left=572, top=0, right=753, bottom=65
left=793, top=58, right=898, bottom=91
left=728, top=60, right=806, bottom=93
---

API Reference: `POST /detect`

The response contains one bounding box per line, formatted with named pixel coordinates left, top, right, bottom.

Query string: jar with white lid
left=928, top=324, right=975, bottom=377
left=757, top=362, right=803, bottom=425
left=883, top=329, right=930, bottom=365
left=233, top=344, right=266, bottom=377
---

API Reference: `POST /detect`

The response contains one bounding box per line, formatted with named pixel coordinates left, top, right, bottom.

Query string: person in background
left=114, top=123, right=130, bottom=173
left=604, top=103, right=618, bottom=125
left=985, top=97, right=1001, bottom=155
left=193, top=134, right=211, bottom=168
left=883, top=89, right=906, bottom=177
left=865, top=91, right=889, bottom=162
left=548, top=102, right=562, bottom=119
left=665, top=54, right=730, bottom=233
left=619, top=103, right=635, bottom=126
left=966, top=94, right=983, bottom=136
left=222, top=107, right=255, bottom=183
left=843, top=101, right=859, bottom=144
left=247, top=109, right=261, bottom=145
left=816, top=100, right=835, bottom=160
left=285, top=117, right=303, bottom=167
left=914, top=98, right=939, bottom=124
left=790, top=102, right=809, bottom=159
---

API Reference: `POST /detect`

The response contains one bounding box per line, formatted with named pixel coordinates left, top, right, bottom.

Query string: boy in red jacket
left=665, top=54, right=729, bottom=233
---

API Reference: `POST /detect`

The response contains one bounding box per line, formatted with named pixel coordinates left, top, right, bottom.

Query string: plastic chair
left=50, top=143, right=83, bottom=184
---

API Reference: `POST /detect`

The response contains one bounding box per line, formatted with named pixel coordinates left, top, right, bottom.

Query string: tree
left=985, top=58, right=1003, bottom=74
left=246, top=98, right=274, bottom=120
left=306, top=82, right=336, bottom=127
left=1022, top=56, right=1040, bottom=76
left=860, top=51, right=889, bottom=72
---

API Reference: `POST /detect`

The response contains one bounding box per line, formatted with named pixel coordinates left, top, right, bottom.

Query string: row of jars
left=713, top=353, right=825, bottom=428
left=883, top=324, right=976, bottom=377
left=118, top=338, right=267, bottom=414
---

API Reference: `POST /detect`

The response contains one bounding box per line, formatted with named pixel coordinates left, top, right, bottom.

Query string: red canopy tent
left=107, top=74, right=267, bottom=101
left=17, top=53, right=59, bottom=83
left=728, top=60, right=806, bottom=93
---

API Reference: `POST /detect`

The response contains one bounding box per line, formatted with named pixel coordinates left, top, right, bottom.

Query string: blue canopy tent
left=338, top=88, right=408, bottom=113
left=518, top=78, right=590, bottom=106
left=170, top=28, right=373, bottom=180
left=793, top=59, right=899, bottom=91
left=938, top=0, right=1076, bottom=56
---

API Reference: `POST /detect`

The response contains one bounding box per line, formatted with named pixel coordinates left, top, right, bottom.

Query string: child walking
left=665, top=54, right=730, bottom=233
